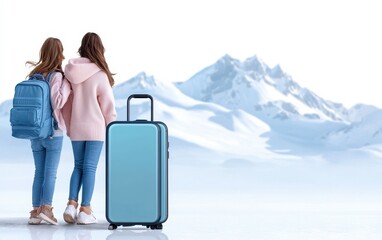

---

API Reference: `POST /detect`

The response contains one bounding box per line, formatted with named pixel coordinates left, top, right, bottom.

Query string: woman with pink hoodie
left=63, top=32, right=117, bottom=224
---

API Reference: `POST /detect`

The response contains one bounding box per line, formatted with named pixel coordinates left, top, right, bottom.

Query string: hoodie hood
left=65, top=57, right=101, bottom=84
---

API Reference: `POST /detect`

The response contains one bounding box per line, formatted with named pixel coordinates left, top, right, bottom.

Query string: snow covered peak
left=113, top=72, right=158, bottom=100
left=268, top=64, right=284, bottom=78
left=213, top=54, right=241, bottom=76
left=177, top=54, right=349, bottom=124
left=218, top=54, right=237, bottom=64
left=129, top=71, right=157, bottom=88
left=243, top=55, right=269, bottom=74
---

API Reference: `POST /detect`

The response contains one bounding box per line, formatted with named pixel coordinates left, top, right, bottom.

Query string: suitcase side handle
left=127, top=94, right=154, bottom=121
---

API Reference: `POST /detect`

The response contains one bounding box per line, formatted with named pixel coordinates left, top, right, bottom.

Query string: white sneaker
left=77, top=211, right=97, bottom=225
left=63, top=205, right=77, bottom=224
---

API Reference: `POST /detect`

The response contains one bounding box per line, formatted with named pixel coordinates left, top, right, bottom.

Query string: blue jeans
left=31, top=137, right=63, bottom=207
left=69, top=141, right=103, bottom=207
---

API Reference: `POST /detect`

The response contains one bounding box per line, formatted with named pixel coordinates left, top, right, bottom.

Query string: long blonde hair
left=26, top=37, right=64, bottom=77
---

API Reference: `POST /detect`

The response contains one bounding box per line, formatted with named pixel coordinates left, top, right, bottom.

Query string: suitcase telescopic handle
left=127, top=94, right=154, bottom=121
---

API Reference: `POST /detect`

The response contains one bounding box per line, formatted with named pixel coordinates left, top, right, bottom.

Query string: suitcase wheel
left=108, top=224, right=117, bottom=230
left=149, top=223, right=163, bottom=230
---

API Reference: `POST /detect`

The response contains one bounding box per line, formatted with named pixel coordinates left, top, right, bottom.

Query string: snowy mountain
left=324, top=104, right=382, bottom=149
left=110, top=65, right=382, bottom=160
left=111, top=72, right=298, bottom=165
left=325, top=108, right=382, bottom=148
left=177, top=55, right=348, bottom=122
left=1, top=54, right=382, bottom=164
left=346, top=104, right=380, bottom=123
left=175, top=55, right=355, bottom=146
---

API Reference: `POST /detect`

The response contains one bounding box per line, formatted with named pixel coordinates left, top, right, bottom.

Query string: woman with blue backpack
left=25, top=37, right=72, bottom=225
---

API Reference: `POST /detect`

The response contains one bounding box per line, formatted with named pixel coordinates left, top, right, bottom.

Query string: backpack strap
left=29, top=73, right=45, bottom=80
left=46, top=72, right=55, bottom=82
left=45, top=71, right=59, bottom=134
left=29, top=72, right=56, bottom=81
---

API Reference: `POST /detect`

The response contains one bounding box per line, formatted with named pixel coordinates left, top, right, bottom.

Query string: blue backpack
left=10, top=72, right=56, bottom=140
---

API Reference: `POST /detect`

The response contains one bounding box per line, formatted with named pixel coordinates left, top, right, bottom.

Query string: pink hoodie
left=63, top=57, right=117, bottom=141
left=49, top=72, right=71, bottom=131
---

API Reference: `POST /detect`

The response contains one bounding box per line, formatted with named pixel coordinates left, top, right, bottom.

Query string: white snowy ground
left=1, top=154, right=382, bottom=240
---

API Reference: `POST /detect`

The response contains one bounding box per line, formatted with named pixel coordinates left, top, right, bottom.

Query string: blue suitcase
left=106, top=94, right=168, bottom=230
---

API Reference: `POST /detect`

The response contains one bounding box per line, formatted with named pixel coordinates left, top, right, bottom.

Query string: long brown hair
left=78, top=32, right=115, bottom=87
left=26, top=37, right=64, bottom=78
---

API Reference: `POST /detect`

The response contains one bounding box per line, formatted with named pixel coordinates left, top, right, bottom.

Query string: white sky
left=1, top=0, right=382, bottom=108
